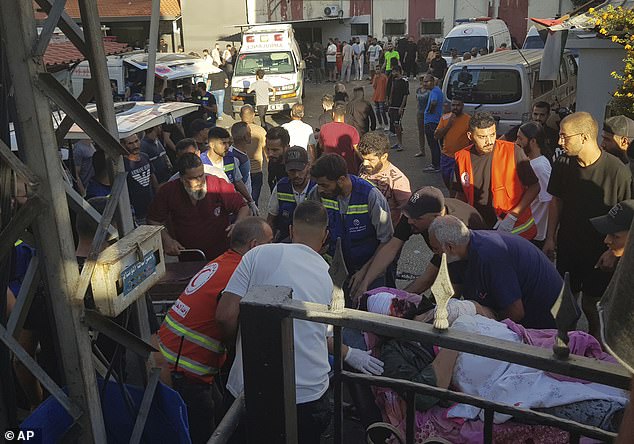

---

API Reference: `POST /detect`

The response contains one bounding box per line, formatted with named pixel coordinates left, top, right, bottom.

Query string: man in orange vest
left=157, top=217, right=273, bottom=444
left=453, top=112, right=540, bottom=239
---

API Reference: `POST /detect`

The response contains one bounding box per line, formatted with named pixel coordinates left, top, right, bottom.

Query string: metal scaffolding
left=0, top=0, right=157, bottom=441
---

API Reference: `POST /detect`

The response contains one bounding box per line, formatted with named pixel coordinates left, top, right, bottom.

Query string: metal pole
left=146, top=0, right=161, bottom=101
left=0, top=1, right=106, bottom=441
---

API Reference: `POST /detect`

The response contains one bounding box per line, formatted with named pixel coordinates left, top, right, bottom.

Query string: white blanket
left=446, top=315, right=629, bottom=423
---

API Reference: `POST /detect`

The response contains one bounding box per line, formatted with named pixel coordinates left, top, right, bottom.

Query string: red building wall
left=349, top=0, right=371, bottom=17
left=495, top=0, right=529, bottom=47
left=408, top=0, right=436, bottom=39
left=290, top=0, right=303, bottom=20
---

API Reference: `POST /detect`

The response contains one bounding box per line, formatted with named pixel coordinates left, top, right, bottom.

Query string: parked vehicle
left=522, top=26, right=545, bottom=49
left=71, top=52, right=222, bottom=100
left=230, top=23, right=305, bottom=118
left=440, top=18, right=512, bottom=64
left=442, top=49, right=578, bottom=135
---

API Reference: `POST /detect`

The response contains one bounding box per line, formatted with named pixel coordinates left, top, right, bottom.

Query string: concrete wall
left=528, top=0, right=575, bottom=27
left=372, top=0, right=408, bottom=40
left=571, top=46, right=624, bottom=125
left=435, top=0, right=488, bottom=37
left=181, top=0, right=247, bottom=53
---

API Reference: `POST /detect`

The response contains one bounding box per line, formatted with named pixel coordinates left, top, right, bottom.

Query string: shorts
left=388, top=107, right=402, bottom=126
left=369, top=61, right=378, bottom=72
left=327, top=61, right=336, bottom=71
left=556, top=248, right=613, bottom=298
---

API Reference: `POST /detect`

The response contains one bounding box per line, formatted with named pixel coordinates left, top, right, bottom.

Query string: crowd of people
left=11, top=34, right=634, bottom=443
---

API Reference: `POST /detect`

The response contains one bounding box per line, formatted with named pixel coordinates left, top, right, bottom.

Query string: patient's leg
left=535, top=399, right=625, bottom=432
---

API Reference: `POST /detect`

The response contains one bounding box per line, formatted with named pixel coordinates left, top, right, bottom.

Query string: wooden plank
left=55, top=82, right=95, bottom=146
left=241, top=287, right=632, bottom=389
left=0, top=138, right=39, bottom=186
left=342, top=371, right=617, bottom=441
left=0, top=1, right=106, bottom=440
left=128, top=367, right=161, bottom=444
left=64, top=182, right=118, bottom=241
left=0, top=324, right=82, bottom=419
left=6, top=256, right=40, bottom=337
left=33, top=0, right=68, bottom=57
left=83, top=310, right=156, bottom=359
left=240, top=286, right=297, bottom=444
left=33, top=0, right=88, bottom=58
left=0, top=196, right=43, bottom=264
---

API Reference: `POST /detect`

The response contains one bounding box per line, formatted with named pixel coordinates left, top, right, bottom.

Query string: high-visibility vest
left=201, top=150, right=237, bottom=184
left=158, top=250, right=242, bottom=384
left=321, top=175, right=379, bottom=272
left=275, top=178, right=316, bottom=241
left=454, top=141, right=537, bottom=240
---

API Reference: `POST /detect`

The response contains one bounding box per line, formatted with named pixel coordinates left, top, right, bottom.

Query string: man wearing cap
left=350, top=186, right=485, bottom=301
left=267, top=146, right=317, bottom=242
left=308, top=153, right=393, bottom=290
left=429, top=215, right=562, bottom=329
left=601, top=115, right=634, bottom=168
left=590, top=200, right=634, bottom=265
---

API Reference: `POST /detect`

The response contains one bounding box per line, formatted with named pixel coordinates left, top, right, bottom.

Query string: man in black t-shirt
left=544, top=112, right=632, bottom=338
left=265, top=126, right=290, bottom=191
left=121, top=134, right=159, bottom=224
left=350, top=186, right=485, bottom=300
left=429, top=51, right=448, bottom=81
left=387, top=66, right=409, bottom=151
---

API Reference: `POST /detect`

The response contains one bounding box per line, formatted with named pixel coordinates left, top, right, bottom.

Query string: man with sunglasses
left=543, top=112, right=632, bottom=339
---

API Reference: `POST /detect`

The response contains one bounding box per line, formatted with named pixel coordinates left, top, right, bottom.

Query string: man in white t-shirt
left=515, top=122, right=552, bottom=247
left=247, top=69, right=275, bottom=128
left=217, top=201, right=384, bottom=444
left=168, top=138, right=229, bottom=183
left=341, top=41, right=353, bottom=83
left=282, top=104, right=317, bottom=160
left=326, top=38, right=337, bottom=82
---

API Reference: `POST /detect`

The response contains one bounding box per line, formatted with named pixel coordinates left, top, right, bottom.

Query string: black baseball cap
left=604, top=115, right=634, bottom=139
left=590, top=200, right=634, bottom=234
left=401, top=186, right=445, bottom=219
left=284, top=146, right=309, bottom=171
left=190, top=118, right=214, bottom=133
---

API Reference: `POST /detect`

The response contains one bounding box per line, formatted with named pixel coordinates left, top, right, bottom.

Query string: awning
left=123, top=53, right=222, bottom=80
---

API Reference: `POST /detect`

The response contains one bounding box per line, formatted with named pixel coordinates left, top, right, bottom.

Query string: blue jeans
left=374, top=102, right=387, bottom=126
left=440, top=154, right=456, bottom=191
left=250, top=171, right=263, bottom=206
left=424, top=122, right=440, bottom=168
left=211, top=89, right=225, bottom=119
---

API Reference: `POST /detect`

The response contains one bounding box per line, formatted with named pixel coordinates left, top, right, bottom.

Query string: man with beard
left=308, top=153, right=393, bottom=294
left=543, top=112, right=632, bottom=338
left=601, top=115, right=634, bottom=168
left=267, top=146, right=316, bottom=242
left=429, top=215, right=562, bottom=329
left=147, top=153, right=249, bottom=259
left=201, top=127, right=257, bottom=214
left=265, top=126, right=291, bottom=191
left=122, top=133, right=159, bottom=225
left=453, top=112, right=540, bottom=239
left=350, top=186, right=485, bottom=301
left=514, top=122, right=552, bottom=248
left=434, top=97, right=471, bottom=190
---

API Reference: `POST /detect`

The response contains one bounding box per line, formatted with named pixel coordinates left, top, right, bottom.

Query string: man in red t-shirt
left=318, top=104, right=361, bottom=174
left=147, top=153, right=249, bottom=260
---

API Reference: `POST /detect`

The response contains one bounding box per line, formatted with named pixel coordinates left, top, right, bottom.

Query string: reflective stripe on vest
left=277, top=192, right=295, bottom=203
left=347, top=204, right=369, bottom=215
left=163, top=312, right=225, bottom=354
left=322, top=198, right=339, bottom=211
left=511, top=216, right=536, bottom=236
left=159, top=342, right=219, bottom=377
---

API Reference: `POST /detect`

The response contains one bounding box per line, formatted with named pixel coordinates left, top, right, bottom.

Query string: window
left=447, top=68, right=522, bottom=104
left=419, top=20, right=442, bottom=37
left=440, top=36, right=487, bottom=56
left=532, top=72, right=554, bottom=99
left=384, top=20, right=406, bottom=36
left=351, top=23, right=369, bottom=36
left=234, top=51, right=296, bottom=76
left=558, top=61, right=568, bottom=85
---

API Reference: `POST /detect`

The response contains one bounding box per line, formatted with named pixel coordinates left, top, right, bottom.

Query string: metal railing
left=234, top=285, right=630, bottom=444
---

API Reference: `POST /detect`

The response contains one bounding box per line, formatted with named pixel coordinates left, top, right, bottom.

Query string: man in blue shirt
left=428, top=215, right=561, bottom=328
left=423, top=74, right=444, bottom=173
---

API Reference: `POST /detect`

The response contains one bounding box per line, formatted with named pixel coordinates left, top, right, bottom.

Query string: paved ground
left=217, top=76, right=441, bottom=289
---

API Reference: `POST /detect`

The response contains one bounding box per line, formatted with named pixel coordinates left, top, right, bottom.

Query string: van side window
left=488, top=37, right=494, bottom=53
left=559, top=61, right=568, bottom=85
left=532, top=72, right=553, bottom=99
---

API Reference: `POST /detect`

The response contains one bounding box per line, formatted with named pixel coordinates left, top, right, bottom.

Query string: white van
left=442, top=49, right=578, bottom=135
left=522, top=26, right=544, bottom=49
left=230, top=24, right=305, bottom=118
left=71, top=52, right=221, bottom=99
left=440, top=18, right=511, bottom=63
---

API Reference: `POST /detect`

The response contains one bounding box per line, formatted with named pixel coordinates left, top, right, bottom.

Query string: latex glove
left=248, top=201, right=259, bottom=216
left=344, top=348, right=384, bottom=375
left=494, top=213, right=517, bottom=233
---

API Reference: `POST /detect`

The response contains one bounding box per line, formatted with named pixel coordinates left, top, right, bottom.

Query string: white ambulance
left=230, top=24, right=305, bottom=118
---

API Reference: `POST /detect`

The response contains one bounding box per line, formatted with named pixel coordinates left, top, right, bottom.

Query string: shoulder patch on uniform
left=185, top=262, right=219, bottom=295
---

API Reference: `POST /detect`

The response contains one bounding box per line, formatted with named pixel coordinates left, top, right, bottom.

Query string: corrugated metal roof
left=34, top=0, right=181, bottom=21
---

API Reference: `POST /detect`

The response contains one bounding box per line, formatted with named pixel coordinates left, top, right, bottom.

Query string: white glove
left=494, top=213, right=517, bottom=233
left=248, top=201, right=259, bottom=216
left=344, top=348, right=385, bottom=375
